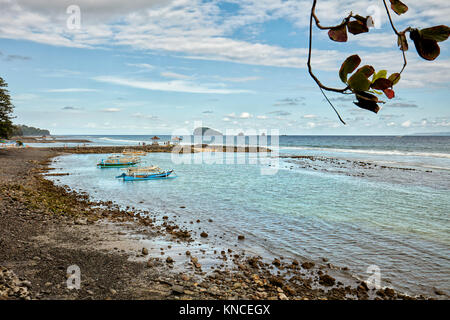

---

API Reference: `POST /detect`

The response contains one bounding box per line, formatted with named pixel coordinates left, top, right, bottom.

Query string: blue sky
left=0, top=0, right=449, bottom=135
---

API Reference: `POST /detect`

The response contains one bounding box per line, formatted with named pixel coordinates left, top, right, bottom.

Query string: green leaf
left=347, top=20, right=369, bottom=35
left=397, top=32, right=408, bottom=51
left=349, top=74, right=371, bottom=91
left=410, top=29, right=441, bottom=61
left=371, top=78, right=393, bottom=90
left=420, top=25, right=450, bottom=42
left=354, top=92, right=381, bottom=113
left=388, top=73, right=401, bottom=85
left=339, top=55, right=361, bottom=83
left=372, top=70, right=387, bottom=82
left=348, top=66, right=374, bottom=92
left=328, top=24, right=348, bottom=42
left=389, top=0, right=408, bottom=15
left=355, top=65, right=375, bottom=78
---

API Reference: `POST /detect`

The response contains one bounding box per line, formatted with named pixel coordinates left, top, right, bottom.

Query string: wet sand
left=0, top=148, right=428, bottom=300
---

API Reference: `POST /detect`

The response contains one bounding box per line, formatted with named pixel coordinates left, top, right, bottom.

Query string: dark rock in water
left=292, top=259, right=299, bottom=266
left=200, top=232, right=208, bottom=238
left=301, top=261, right=315, bottom=269
left=376, top=289, right=385, bottom=298
left=384, top=288, right=395, bottom=298
left=247, top=257, right=260, bottom=268
left=166, top=257, right=174, bottom=263
left=237, top=235, right=245, bottom=240
left=272, top=258, right=281, bottom=267
left=319, top=274, right=335, bottom=287
left=269, top=276, right=284, bottom=287
left=171, top=285, right=184, bottom=295
left=142, top=247, right=149, bottom=255
left=185, top=251, right=191, bottom=256
left=433, top=287, right=445, bottom=296
left=359, top=281, right=369, bottom=291
left=284, top=285, right=296, bottom=295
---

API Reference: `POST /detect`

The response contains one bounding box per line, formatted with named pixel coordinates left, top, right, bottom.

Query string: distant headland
left=12, top=124, right=50, bottom=136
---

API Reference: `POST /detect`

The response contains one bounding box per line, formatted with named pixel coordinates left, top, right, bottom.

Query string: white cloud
left=131, top=112, right=158, bottom=120
left=160, top=71, right=191, bottom=79
left=46, top=88, right=99, bottom=92
left=225, top=112, right=253, bottom=119
left=218, top=76, right=262, bottom=82
left=13, top=93, right=39, bottom=101
left=303, top=114, right=317, bottom=119
left=92, top=76, right=250, bottom=94
left=101, top=108, right=121, bottom=112
left=401, top=120, right=412, bottom=127
left=306, top=122, right=316, bottom=129
left=256, top=115, right=268, bottom=119
left=239, top=112, right=252, bottom=119
left=126, top=63, right=155, bottom=70
left=0, top=0, right=449, bottom=85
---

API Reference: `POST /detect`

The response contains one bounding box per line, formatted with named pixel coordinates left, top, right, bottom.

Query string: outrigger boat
left=122, top=149, right=147, bottom=156
left=97, top=155, right=140, bottom=168
left=116, top=166, right=175, bottom=181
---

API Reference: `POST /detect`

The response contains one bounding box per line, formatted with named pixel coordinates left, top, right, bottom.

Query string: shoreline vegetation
left=0, top=147, right=434, bottom=300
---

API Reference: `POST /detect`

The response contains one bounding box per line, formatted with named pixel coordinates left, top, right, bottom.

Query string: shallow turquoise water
left=47, top=150, right=450, bottom=297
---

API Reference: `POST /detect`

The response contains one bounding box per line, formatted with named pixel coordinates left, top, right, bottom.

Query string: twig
left=382, top=0, right=407, bottom=76
left=308, top=0, right=347, bottom=124
left=319, top=86, right=346, bottom=125
left=307, top=0, right=349, bottom=94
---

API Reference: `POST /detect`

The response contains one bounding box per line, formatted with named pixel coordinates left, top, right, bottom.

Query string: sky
left=0, top=0, right=449, bottom=135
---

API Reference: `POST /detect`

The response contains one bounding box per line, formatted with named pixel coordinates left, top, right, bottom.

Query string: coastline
left=0, top=148, right=430, bottom=300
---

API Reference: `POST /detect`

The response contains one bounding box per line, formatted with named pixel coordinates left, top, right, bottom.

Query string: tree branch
left=307, top=0, right=349, bottom=94
left=382, top=0, right=407, bottom=75
left=308, top=0, right=347, bottom=125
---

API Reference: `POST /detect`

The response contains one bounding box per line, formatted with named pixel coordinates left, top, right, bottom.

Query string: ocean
left=43, top=135, right=450, bottom=297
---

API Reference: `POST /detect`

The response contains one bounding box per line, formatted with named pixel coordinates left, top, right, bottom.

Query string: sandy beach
left=0, top=147, right=428, bottom=300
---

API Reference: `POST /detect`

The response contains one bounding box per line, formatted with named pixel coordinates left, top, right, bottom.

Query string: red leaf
left=410, top=29, right=441, bottom=61
left=347, top=20, right=369, bottom=35
left=389, top=0, right=408, bottom=15
left=371, top=78, right=393, bottom=90
left=383, top=88, right=395, bottom=99
left=328, top=24, right=348, bottom=42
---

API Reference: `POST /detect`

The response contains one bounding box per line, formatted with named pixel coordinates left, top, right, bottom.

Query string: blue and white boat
left=97, top=155, right=140, bottom=168
left=116, top=166, right=175, bottom=181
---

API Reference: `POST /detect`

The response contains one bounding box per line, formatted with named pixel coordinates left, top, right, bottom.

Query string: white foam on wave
left=97, top=137, right=147, bottom=144
left=280, top=146, right=450, bottom=159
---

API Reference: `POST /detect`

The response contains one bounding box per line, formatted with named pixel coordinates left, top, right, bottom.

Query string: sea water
left=46, top=135, right=450, bottom=297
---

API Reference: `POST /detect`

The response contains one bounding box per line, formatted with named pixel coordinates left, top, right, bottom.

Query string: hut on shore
left=171, top=136, right=182, bottom=145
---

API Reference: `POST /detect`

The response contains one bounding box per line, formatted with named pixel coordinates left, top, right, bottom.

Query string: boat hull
left=117, top=170, right=174, bottom=181
left=97, top=162, right=138, bottom=168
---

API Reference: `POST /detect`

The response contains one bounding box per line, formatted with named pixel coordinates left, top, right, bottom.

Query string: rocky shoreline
left=0, top=148, right=432, bottom=300
left=37, top=144, right=271, bottom=154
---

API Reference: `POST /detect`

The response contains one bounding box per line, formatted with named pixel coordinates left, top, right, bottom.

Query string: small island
left=193, top=127, right=223, bottom=136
